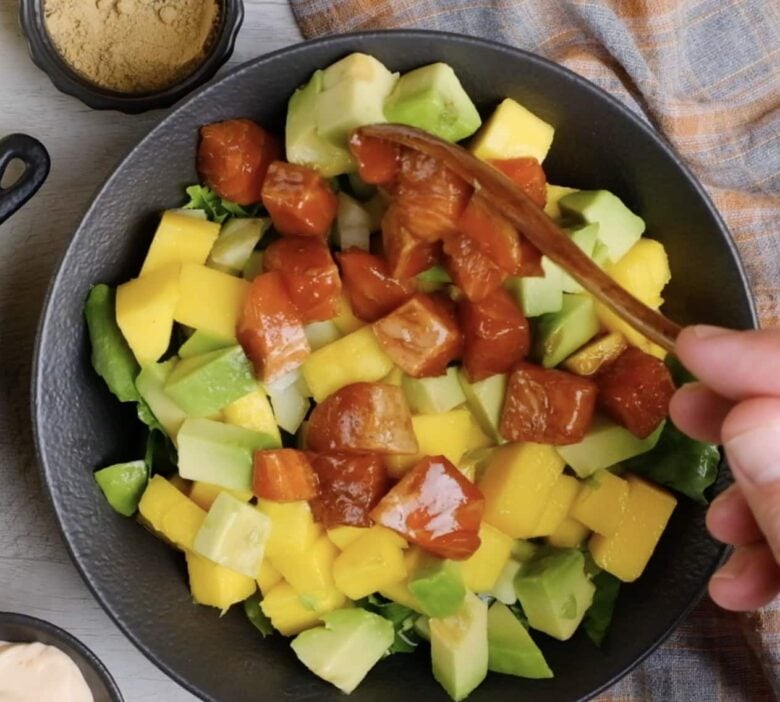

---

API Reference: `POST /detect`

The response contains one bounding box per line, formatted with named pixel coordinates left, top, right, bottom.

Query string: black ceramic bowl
left=32, top=30, right=756, bottom=702
left=0, top=612, right=123, bottom=701
left=18, top=0, right=244, bottom=113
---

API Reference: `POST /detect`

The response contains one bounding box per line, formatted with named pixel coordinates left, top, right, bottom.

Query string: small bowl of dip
left=0, top=612, right=123, bottom=702
left=18, top=0, right=244, bottom=113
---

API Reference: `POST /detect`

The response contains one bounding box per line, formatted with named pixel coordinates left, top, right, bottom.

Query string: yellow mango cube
left=185, top=551, right=256, bottom=613
left=173, top=263, right=248, bottom=340
left=387, top=409, right=473, bottom=477
left=301, top=326, right=394, bottom=402
left=547, top=517, right=591, bottom=548
left=596, top=239, right=671, bottom=359
left=333, top=293, right=365, bottom=334
left=382, top=366, right=404, bottom=387
left=223, top=389, right=283, bottom=447
left=479, top=443, right=565, bottom=538
left=257, top=500, right=322, bottom=566
left=275, top=535, right=341, bottom=612
left=465, top=414, right=493, bottom=452
left=461, top=523, right=514, bottom=592
left=141, top=211, right=220, bottom=276
left=544, top=184, right=580, bottom=221
left=188, top=481, right=253, bottom=512
left=116, top=264, right=181, bottom=364
left=138, top=475, right=205, bottom=551
left=562, top=332, right=628, bottom=376
left=379, top=549, right=424, bottom=612
left=327, top=526, right=369, bottom=550
left=589, top=475, right=677, bottom=582
left=257, top=559, right=282, bottom=595
left=571, top=470, right=630, bottom=537
left=333, top=527, right=408, bottom=600
left=260, top=581, right=324, bottom=636
left=471, top=98, right=555, bottom=163
left=527, top=474, right=582, bottom=538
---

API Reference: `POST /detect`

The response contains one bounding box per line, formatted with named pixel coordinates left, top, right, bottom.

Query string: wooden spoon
left=357, top=124, right=681, bottom=353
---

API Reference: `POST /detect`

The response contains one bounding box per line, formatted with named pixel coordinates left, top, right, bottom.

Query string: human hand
left=670, top=326, right=780, bottom=611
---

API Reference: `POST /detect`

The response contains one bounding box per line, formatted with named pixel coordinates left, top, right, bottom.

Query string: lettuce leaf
left=183, top=184, right=259, bottom=223
left=357, top=594, right=421, bottom=654
left=244, top=593, right=274, bottom=637
left=583, top=571, right=621, bottom=646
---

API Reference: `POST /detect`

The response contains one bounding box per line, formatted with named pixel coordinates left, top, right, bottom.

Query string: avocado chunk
left=286, top=70, right=355, bottom=177
left=192, top=492, right=271, bottom=577
left=559, top=190, right=645, bottom=263
left=84, top=284, right=140, bottom=403
left=316, top=53, right=398, bottom=145
left=458, top=370, right=506, bottom=442
left=403, top=367, right=466, bottom=415
left=94, top=460, right=148, bottom=517
left=560, top=223, right=599, bottom=293
left=384, top=62, right=482, bottom=143
left=207, top=217, right=270, bottom=274
left=179, top=329, right=234, bottom=359
left=242, top=251, right=265, bottom=281
left=417, top=264, right=452, bottom=284
left=556, top=415, right=665, bottom=478
left=414, top=615, right=431, bottom=641
left=487, top=602, right=553, bottom=679
left=507, top=256, right=564, bottom=318
left=304, top=320, right=342, bottom=351
left=408, top=555, right=467, bottom=618
left=534, top=293, right=600, bottom=368
left=177, top=418, right=276, bottom=491
left=430, top=592, right=488, bottom=701
left=514, top=548, right=595, bottom=641
left=135, top=359, right=189, bottom=440
left=164, top=345, right=257, bottom=417
left=291, top=608, right=394, bottom=694
left=489, top=558, right=523, bottom=605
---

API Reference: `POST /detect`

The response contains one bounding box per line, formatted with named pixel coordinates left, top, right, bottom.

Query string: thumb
left=722, top=397, right=780, bottom=564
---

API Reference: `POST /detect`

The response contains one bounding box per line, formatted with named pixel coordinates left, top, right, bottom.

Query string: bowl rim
left=17, top=0, right=245, bottom=114
left=0, top=610, right=124, bottom=701
left=30, top=28, right=759, bottom=702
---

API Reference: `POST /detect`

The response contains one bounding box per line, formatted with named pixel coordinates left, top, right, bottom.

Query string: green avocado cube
left=207, top=217, right=270, bottom=274
left=507, top=256, right=564, bottom=318
left=487, top=602, right=553, bottom=679
left=192, top=492, right=271, bottom=577
left=291, top=609, right=394, bottom=694
left=430, top=592, right=488, bottom=702
left=177, top=418, right=276, bottom=491
left=560, top=223, right=600, bottom=293
left=409, top=555, right=467, bottom=618
left=164, top=345, right=257, bottom=417
left=403, top=367, right=466, bottom=415
left=556, top=415, right=665, bottom=478
left=94, top=460, right=148, bottom=517
left=135, top=359, right=188, bottom=440
left=178, top=329, right=234, bottom=359
left=384, top=63, right=482, bottom=143
left=534, top=293, right=600, bottom=368
left=489, top=559, right=523, bottom=605
left=514, top=548, right=595, bottom=641
left=559, top=190, right=645, bottom=263
left=414, top=615, right=431, bottom=641
left=458, top=370, right=506, bottom=442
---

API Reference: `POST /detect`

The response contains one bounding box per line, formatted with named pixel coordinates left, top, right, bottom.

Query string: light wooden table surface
left=0, top=2, right=301, bottom=700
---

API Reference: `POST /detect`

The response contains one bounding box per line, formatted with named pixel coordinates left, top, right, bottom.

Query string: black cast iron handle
left=0, top=134, right=50, bottom=225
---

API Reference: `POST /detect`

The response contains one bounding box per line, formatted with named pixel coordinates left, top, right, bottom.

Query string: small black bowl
left=0, top=612, right=123, bottom=701
left=18, top=0, right=244, bottom=113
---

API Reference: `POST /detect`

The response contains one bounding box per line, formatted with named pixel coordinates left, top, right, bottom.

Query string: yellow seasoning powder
left=44, top=0, right=221, bottom=94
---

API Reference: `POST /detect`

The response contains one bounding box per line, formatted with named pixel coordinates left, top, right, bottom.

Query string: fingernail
left=725, top=423, right=780, bottom=485
left=691, top=325, right=733, bottom=339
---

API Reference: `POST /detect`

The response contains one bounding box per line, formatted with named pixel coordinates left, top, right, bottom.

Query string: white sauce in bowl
left=0, top=641, right=94, bottom=702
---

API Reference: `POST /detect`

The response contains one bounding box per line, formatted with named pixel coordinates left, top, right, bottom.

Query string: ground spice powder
left=44, top=0, right=220, bottom=94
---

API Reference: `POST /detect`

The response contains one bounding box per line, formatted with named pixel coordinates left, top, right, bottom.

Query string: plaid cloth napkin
left=289, top=1, right=780, bottom=699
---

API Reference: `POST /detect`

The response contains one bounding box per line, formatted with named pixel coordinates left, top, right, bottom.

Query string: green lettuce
left=583, top=571, right=621, bottom=646
left=357, top=595, right=421, bottom=654
left=183, top=184, right=259, bottom=223
left=244, top=593, right=274, bottom=637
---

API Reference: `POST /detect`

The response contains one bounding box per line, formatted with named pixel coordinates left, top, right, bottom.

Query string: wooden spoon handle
left=358, top=124, right=682, bottom=353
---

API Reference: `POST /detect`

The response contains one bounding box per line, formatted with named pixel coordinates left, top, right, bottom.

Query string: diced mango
left=547, top=517, right=590, bottom=548
left=589, top=475, right=677, bottom=581
left=301, top=326, right=394, bottom=402
left=261, top=581, right=324, bottom=636
left=544, top=184, right=579, bottom=221
left=527, top=474, right=582, bottom=538
left=141, top=211, right=220, bottom=276
left=386, top=409, right=473, bottom=477
left=138, top=475, right=205, bottom=551
left=379, top=548, right=424, bottom=612
left=275, top=535, right=342, bottom=613
left=460, top=523, right=514, bottom=592
left=571, top=470, right=630, bottom=537
left=479, top=443, right=565, bottom=538
left=257, top=500, right=322, bottom=566
left=382, top=366, right=404, bottom=387
left=173, top=263, right=248, bottom=341
left=562, top=332, right=628, bottom=376
left=185, top=551, right=256, bottom=614
left=188, top=481, right=253, bottom=511
left=333, top=526, right=408, bottom=600
left=116, top=264, right=181, bottom=364
left=327, top=526, right=369, bottom=550
left=471, top=98, right=555, bottom=163
left=223, top=389, right=283, bottom=447
left=333, top=293, right=365, bottom=334
left=465, top=415, right=493, bottom=452
left=257, top=559, right=283, bottom=595
left=596, top=239, right=671, bottom=359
